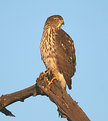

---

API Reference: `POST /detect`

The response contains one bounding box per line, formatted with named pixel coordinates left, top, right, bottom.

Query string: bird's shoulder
left=55, top=29, right=75, bottom=56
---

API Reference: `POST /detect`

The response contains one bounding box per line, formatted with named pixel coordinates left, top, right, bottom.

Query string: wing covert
left=55, top=29, right=76, bottom=89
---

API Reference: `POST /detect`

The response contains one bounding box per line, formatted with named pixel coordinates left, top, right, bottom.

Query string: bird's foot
left=48, top=74, right=58, bottom=85
left=41, top=70, right=51, bottom=77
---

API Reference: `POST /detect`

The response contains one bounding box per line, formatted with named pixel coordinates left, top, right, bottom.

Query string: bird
left=40, top=15, right=76, bottom=90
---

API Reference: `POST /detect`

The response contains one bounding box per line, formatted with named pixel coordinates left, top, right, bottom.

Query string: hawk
left=40, top=15, right=76, bottom=90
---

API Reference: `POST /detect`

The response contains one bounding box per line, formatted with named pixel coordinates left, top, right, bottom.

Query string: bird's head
left=44, top=15, right=64, bottom=28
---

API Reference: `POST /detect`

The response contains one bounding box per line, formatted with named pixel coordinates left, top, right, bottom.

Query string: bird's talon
left=48, top=75, right=58, bottom=86
left=41, top=70, right=50, bottom=77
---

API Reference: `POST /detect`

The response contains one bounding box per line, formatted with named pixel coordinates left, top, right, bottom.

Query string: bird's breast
left=40, top=29, right=57, bottom=69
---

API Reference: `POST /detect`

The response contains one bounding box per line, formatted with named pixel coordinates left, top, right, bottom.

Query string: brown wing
left=55, top=29, right=76, bottom=89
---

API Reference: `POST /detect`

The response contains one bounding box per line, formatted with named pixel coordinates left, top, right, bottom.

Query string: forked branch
left=0, top=72, right=90, bottom=121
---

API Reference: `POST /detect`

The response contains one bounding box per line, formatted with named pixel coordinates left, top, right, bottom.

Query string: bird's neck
left=44, top=25, right=60, bottom=31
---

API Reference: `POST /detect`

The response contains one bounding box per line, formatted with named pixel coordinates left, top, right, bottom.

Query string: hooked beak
left=62, top=20, right=64, bottom=25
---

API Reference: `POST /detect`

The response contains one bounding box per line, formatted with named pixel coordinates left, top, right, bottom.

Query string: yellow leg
left=48, top=74, right=58, bottom=85
left=41, top=70, right=50, bottom=77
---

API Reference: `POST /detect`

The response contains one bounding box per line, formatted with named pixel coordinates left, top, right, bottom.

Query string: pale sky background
left=0, top=0, right=108, bottom=121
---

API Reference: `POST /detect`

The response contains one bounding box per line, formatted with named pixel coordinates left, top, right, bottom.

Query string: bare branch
left=0, top=72, right=90, bottom=121
left=0, top=83, right=42, bottom=116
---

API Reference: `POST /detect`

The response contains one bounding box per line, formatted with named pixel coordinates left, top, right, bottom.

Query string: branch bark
left=0, top=72, right=90, bottom=121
